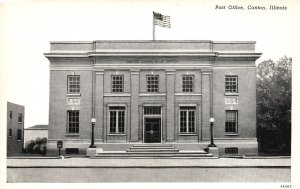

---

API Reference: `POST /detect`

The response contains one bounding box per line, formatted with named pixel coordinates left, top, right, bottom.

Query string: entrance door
left=144, top=118, right=161, bottom=143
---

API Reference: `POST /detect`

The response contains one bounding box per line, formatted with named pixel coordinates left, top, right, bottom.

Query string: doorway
left=144, top=118, right=161, bottom=143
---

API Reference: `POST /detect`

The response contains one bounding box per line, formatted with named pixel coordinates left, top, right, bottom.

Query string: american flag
left=153, top=12, right=171, bottom=28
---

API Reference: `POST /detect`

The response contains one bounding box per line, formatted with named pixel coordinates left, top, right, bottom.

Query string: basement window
left=65, top=148, right=79, bottom=154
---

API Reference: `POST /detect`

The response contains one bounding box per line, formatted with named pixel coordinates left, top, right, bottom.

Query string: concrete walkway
left=7, top=157, right=291, bottom=168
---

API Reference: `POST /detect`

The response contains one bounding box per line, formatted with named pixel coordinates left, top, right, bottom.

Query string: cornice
left=87, top=52, right=217, bottom=57
left=44, top=52, right=262, bottom=60
left=217, top=52, right=262, bottom=58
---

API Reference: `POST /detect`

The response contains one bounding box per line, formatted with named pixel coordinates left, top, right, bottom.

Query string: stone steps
left=127, top=144, right=179, bottom=152
left=92, top=144, right=214, bottom=158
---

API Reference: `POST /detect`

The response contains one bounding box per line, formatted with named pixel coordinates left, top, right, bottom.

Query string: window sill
left=18, top=122, right=23, bottom=124
left=175, top=93, right=202, bottom=96
left=66, top=93, right=81, bottom=97
left=65, top=134, right=80, bottom=137
left=17, top=140, right=21, bottom=142
left=224, top=93, right=239, bottom=96
left=225, top=133, right=239, bottom=136
left=108, top=133, right=127, bottom=136
left=139, top=93, right=166, bottom=96
left=179, top=133, right=197, bottom=136
left=104, top=93, right=131, bottom=97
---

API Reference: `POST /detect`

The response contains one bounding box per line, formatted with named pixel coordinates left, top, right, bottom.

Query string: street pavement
left=6, top=157, right=291, bottom=182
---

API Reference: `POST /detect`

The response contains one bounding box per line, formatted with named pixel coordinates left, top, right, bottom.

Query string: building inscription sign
left=67, top=98, right=80, bottom=105
left=225, top=97, right=238, bottom=104
left=126, top=59, right=178, bottom=64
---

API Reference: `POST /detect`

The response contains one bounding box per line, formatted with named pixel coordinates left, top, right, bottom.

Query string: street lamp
left=208, top=117, right=217, bottom=147
left=89, top=118, right=96, bottom=148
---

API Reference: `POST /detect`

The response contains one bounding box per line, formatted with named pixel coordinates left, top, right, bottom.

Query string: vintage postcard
left=0, top=0, right=299, bottom=189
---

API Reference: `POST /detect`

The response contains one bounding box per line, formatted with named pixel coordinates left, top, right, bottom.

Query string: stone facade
left=7, top=102, right=25, bottom=156
left=45, top=40, right=261, bottom=156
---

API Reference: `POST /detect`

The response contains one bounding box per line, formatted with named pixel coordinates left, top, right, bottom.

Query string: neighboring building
left=7, top=102, right=25, bottom=156
left=45, top=40, right=261, bottom=156
left=24, top=125, right=48, bottom=147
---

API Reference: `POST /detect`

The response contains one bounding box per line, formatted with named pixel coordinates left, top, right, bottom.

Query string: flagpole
left=153, top=12, right=155, bottom=40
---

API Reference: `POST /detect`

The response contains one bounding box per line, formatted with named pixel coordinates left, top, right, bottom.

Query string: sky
left=0, top=0, right=300, bottom=188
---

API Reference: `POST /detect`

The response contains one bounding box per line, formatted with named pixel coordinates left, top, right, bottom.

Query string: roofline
left=7, top=101, right=25, bottom=107
left=25, top=128, right=48, bottom=130
left=49, top=40, right=257, bottom=44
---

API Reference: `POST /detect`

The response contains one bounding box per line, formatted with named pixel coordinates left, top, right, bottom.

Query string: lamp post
left=208, top=117, right=217, bottom=147
left=89, top=118, right=96, bottom=148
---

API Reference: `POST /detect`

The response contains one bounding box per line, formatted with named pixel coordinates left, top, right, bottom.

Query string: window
left=225, top=76, right=238, bottom=93
left=67, top=111, right=79, bottom=134
left=109, top=107, right=125, bottom=134
left=17, top=129, right=22, bottom=140
left=144, top=107, right=161, bottom=115
left=8, top=129, right=12, bottom=137
left=180, top=107, right=196, bottom=134
left=225, top=110, right=238, bottom=134
left=66, top=148, right=79, bottom=154
left=68, top=75, right=80, bottom=94
left=225, top=147, right=238, bottom=154
left=9, top=111, right=12, bottom=118
left=182, top=75, right=194, bottom=92
left=112, top=75, right=124, bottom=93
left=147, top=75, right=159, bottom=92
left=18, top=113, right=23, bottom=123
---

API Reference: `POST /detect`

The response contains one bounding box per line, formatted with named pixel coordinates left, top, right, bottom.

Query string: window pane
left=188, top=111, right=195, bottom=132
left=17, top=129, right=22, bottom=140
left=112, top=75, right=124, bottom=93
left=67, top=111, right=79, bottom=134
left=18, top=113, right=22, bottom=122
left=109, top=107, right=126, bottom=134
left=180, top=108, right=196, bottom=134
left=118, top=111, right=125, bottom=133
left=225, top=110, right=238, bottom=133
left=110, top=111, right=117, bottom=133
left=180, top=111, right=187, bottom=133
left=182, top=75, right=194, bottom=92
left=225, top=76, right=238, bottom=93
left=147, top=75, right=159, bottom=92
left=144, top=107, right=161, bottom=115
left=68, top=76, right=80, bottom=93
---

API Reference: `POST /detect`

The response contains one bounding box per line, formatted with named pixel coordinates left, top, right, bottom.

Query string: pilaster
left=130, top=69, right=140, bottom=142
left=166, top=69, right=175, bottom=142
left=201, top=69, right=212, bottom=140
left=95, top=70, right=104, bottom=142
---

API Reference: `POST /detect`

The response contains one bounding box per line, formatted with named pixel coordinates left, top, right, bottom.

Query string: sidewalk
left=7, top=157, right=291, bottom=168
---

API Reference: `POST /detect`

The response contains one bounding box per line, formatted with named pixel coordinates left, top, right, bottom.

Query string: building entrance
left=144, top=118, right=161, bottom=143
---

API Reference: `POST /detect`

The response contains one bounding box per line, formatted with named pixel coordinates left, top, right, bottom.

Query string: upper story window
left=68, top=75, right=80, bottom=94
left=225, top=76, right=238, bottom=93
left=182, top=75, right=194, bottom=92
left=18, top=113, right=23, bottom=123
left=109, top=106, right=125, bottom=134
left=225, top=110, right=238, bottom=134
left=147, top=75, right=159, bottom=93
left=179, top=107, right=196, bottom=134
left=67, top=110, right=79, bottom=134
left=112, top=75, right=124, bottom=93
left=9, top=111, right=12, bottom=118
